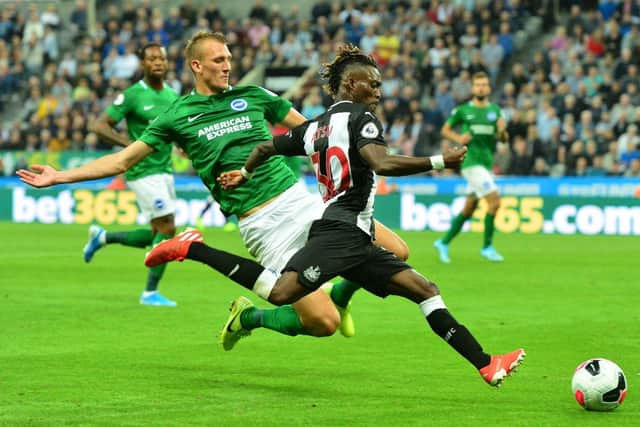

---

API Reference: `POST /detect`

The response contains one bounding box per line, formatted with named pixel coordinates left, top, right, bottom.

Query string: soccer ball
left=571, top=358, right=627, bottom=411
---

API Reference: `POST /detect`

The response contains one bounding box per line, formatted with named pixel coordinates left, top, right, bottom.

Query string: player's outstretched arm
left=359, top=144, right=467, bottom=176
left=16, top=140, right=153, bottom=188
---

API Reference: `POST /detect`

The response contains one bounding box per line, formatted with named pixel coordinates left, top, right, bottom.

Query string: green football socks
left=240, top=305, right=307, bottom=336
left=442, top=214, right=468, bottom=244
left=483, top=214, right=496, bottom=248
left=145, top=232, right=172, bottom=292
left=330, top=279, right=360, bottom=308
left=105, top=229, right=154, bottom=248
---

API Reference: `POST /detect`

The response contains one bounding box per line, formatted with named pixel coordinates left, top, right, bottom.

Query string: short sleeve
left=255, top=86, right=293, bottom=124
left=105, top=92, right=131, bottom=123
left=352, top=109, right=386, bottom=150
left=139, top=111, right=173, bottom=151
left=446, top=106, right=462, bottom=127
left=273, top=123, right=308, bottom=156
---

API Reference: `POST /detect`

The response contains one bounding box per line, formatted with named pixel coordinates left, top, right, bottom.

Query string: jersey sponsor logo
left=154, top=198, right=165, bottom=209
left=114, top=93, right=124, bottom=106
left=469, top=124, right=495, bottom=135
left=188, top=113, right=205, bottom=123
left=302, top=265, right=321, bottom=283
left=197, top=116, right=253, bottom=140
left=361, top=122, right=379, bottom=139
left=465, top=114, right=474, bottom=120
left=143, top=105, right=154, bottom=111
left=230, top=99, right=248, bottom=111
left=487, top=111, right=497, bottom=121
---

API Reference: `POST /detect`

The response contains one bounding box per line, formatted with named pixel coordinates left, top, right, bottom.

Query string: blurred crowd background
left=0, top=0, right=639, bottom=178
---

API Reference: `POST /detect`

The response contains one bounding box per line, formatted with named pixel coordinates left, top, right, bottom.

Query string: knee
left=268, top=286, right=291, bottom=306
left=395, top=241, right=410, bottom=261
left=154, top=222, right=176, bottom=237
left=163, top=224, right=177, bottom=237
left=303, top=311, right=340, bottom=337
left=414, top=277, right=440, bottom=301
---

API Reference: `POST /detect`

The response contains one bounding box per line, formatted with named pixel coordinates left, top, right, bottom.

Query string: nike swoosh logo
left=143, top=105, right=154, bottom=110
left=188, top=113, right=205, bottom=122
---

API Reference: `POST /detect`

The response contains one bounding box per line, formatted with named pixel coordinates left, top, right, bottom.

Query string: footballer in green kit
left=434, top=71, right=509, bottom=263
left=86, top=43, right=180, bottom=306
left=18, top=32, right=410, bottom=343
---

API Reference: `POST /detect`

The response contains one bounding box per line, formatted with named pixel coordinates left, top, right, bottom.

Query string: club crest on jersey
left=154, top=199, right=165, bottom=209
left=230, top=99, right=248, bottom=111
left=361, top=122, right=379, bottom=139
left=303, top=265, right=321, bottom=283
left=114, top=93, right=124, bottom=106
left=487, top=111, right=497, bottom=121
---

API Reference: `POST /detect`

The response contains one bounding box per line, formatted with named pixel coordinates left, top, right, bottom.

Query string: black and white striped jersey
left=273, top=101, right=387, bottom=237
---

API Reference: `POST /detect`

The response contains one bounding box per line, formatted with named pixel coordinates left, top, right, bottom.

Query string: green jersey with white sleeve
left=446, top=102, right=503, bottom=170
left=106, top=80, right=178, bottom=181
left=139, top=85, right=297, bottom=217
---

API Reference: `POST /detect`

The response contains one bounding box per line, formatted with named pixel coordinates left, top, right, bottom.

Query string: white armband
left=240, top=166, right=254, bottom=180
left=429, top=155, right=445, bottom=170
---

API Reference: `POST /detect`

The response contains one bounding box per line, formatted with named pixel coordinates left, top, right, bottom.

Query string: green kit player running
left=86, top=43, right=180, bottom=306
left=18, top=31, right=409, bottom=341
left=434, top=71, right=508, bottom=263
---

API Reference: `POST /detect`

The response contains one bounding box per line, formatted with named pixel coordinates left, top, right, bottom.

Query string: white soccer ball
left=571, top=358, right=627, bottom=411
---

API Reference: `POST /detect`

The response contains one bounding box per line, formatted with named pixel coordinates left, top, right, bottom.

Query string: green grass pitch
left=1, top=222, right=638, bottom=426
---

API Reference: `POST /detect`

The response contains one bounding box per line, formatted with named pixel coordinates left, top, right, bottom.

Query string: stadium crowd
left=0, top=0, right=639, bottom=178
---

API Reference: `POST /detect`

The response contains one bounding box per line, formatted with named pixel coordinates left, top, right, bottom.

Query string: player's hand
left=442, top=146, right=467, bottom=168
left=217, top=170, right=246, bottom=190
left=458, top=133, right=472, bottom=145
left=16, top=164, right=58, bottom=188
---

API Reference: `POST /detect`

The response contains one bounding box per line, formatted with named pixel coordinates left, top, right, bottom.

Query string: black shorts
left=284, top=219, right=411, bottom=297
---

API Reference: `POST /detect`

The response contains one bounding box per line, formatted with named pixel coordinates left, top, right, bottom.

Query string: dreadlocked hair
left=321, top=44, right=379, bottom=98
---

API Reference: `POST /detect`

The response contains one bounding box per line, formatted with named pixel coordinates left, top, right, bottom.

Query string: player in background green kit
left=85, top=43, right=180, bottom=306
left=17, top=32, right=409, bottom=342
left=434, top=72, right=509, bottom=263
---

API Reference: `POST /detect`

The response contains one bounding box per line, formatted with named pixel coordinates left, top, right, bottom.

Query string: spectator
left=497, top=22, right=514, bottom=60
left=611, top=95, right=636, bottom=128
left=247, top=18, right=270, bottom=49
left=164, top=8, right=184, bottom=43
left=179, top=0, right=198, bottom=28
left=23, top=9, right=44, bottom=44
left=374, top=26, right=400, bottom=66
left=301, top=88, right=325, bottom=119
left=624, top=158, right=640, bottom=177
left=360, top=26, right=378, bottom=55
left=481, top=34, right=504, bottom=83
left=621, top=25, right=640, bottom=54
left=508, top=136, right=534, bottom=175
left=493, top=141, right=512, bottom=175
left=537, top=104, right=561, bottom=142
left=586, top=155, right=608, bottom=176
left=572, top=156, right=589, bottom=176
left=41, top=4, right=61, bottom=29
left=531, top=157, right=550, bottom=176
left=585, top=28, right=606, bottom=56
left=111, top=44, right=140, bottom=81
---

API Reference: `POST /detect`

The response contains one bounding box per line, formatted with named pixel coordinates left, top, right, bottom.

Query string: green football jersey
left=446, top=102, right=503, bottom=170
left=139, top=85, right=297, bottom=217
left=106, top=80, right=179, bottom=181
